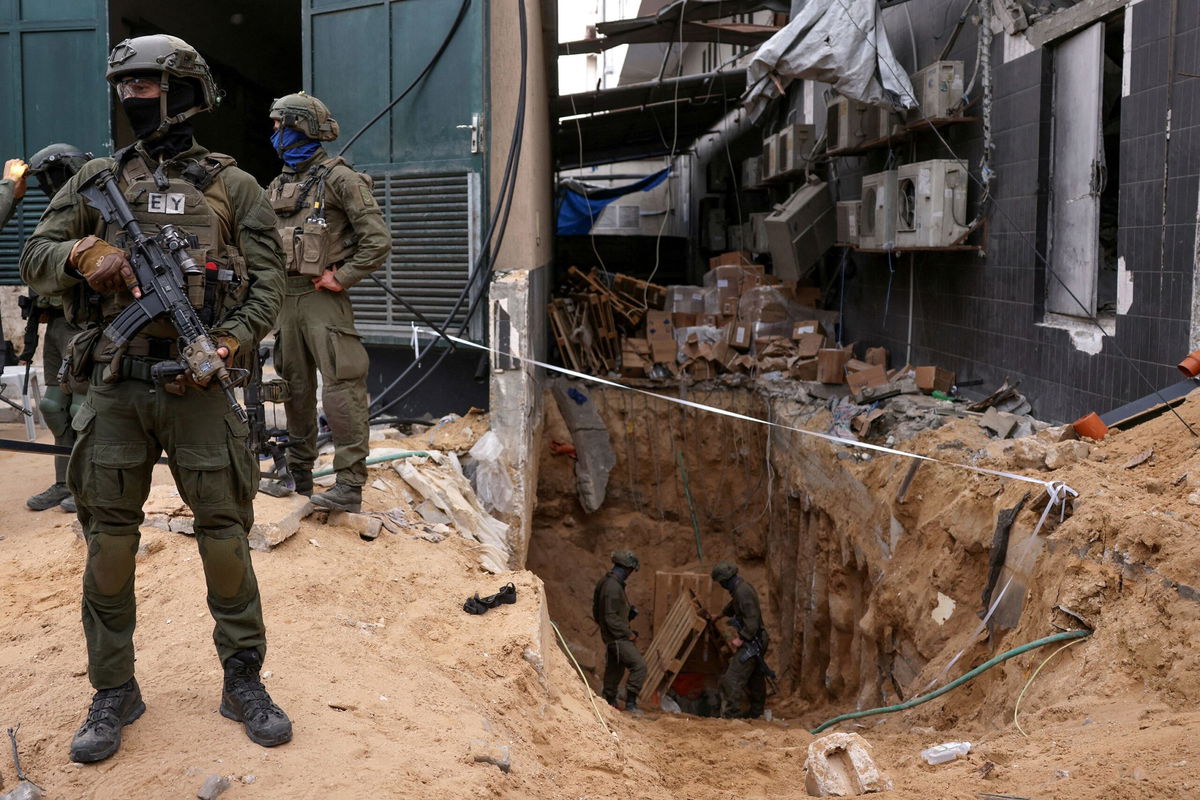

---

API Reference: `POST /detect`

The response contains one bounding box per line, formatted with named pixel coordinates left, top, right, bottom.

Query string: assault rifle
left=245, top=343, right=294, bottom=490
left=727, top=615, right=778, bottom=689
left=78, top=168, right=247, bottom=422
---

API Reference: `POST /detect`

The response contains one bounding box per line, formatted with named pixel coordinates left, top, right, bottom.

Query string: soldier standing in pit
left=264, top=93, right=388, bottom=512
left=1, top=157, right=27, bottom=225
left=21, top=144, right=93, bottom=513
left=712, top=561, right=770, bottom=719
left=593, top=550, right=647, bottom=712
left=20, top=34, right=292, bottom=763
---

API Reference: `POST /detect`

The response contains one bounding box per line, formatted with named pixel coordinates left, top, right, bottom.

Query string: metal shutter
left=0, top=194, right=48, bottom=285
left=348, top=170, right=481, bottom=340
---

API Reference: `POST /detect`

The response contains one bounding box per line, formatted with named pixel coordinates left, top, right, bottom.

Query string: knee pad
left=40, top=386, right=72, bottom=438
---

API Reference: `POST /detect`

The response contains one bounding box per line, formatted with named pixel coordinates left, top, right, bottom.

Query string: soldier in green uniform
left=21, top=144, right=92, bottom=513
left=265, top=93, right=389, bottom=512
left=593, top=550, right=647, bottom=712
left=712, top=561, right=770, bottom=719
left=0, top=157, right=27, bottom=225
left=20, top=34, right=292, bottom=763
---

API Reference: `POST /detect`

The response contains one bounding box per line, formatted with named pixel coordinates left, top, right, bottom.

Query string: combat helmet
left=611, top=550, right=640, bottom=571
left=269, top=93, right=340, bottom=141
left=711, top=561, right=738, bottom=583
left=27, top=143, right=92, bottom=196
left=106, top=35, right=221, bottom=134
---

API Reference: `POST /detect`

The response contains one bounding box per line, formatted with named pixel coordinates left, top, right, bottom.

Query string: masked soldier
left=593, top=550, right=647, bottom=712
left=265, top=92, right=388, bottom=512
left=20, top=35, right=291, bottom=763
left=712, top=561, right=770, bottom=719
left=21, top=144, right=93, bottom=513
left=1, top=157, right=27, bottom=226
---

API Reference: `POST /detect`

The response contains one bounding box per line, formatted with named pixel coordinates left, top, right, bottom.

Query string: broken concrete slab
left=550, top=380, right=615, bottom=514
left=1044, top=440, right=1091, bottom=471
left=326, top=510, right=383, bottom=540
left=803, top=732, right=891, bottom=796
left=247, top=494, right=316, bottom=552
left=980, top=406, right=1018, bottom=439
left=394, top=458, right=510, bottom=572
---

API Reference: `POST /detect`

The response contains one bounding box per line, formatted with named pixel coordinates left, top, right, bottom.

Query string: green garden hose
left=810, top=629, right=1092, bottom=734
left=313, top=451, right=430, bottom=479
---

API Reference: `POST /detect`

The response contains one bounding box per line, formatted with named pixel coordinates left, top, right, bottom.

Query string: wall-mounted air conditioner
left=863, top=106, right=905, bottom=141
left=859, top=170, right=898, bottom=250
left=827, top=94, right=874, bottom=151
left=836, top=200, right=861, bottom=246
left=749, top=212, right=770, bottom=253
left=765, top=180, right=836, bottom=280
left=895, top=159, right=969, bottom=248
left=763, top=132, right=782, bottom=179
left=910, top=61, right=964, bottom=119
left=742, top=155, right=763, bottom=188
left=777, top=123, right=817, bottom=175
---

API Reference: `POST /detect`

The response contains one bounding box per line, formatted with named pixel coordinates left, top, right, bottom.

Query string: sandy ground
left=4, top=404, right=1200, bottom=799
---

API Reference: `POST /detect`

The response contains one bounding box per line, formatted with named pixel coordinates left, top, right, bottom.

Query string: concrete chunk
left=327, top=510, right=383, bottom=540
left=804, top=732, right=891, bottom=796
left=248, top=495, right=316, bottom=552
left=1044, top=440, right=1091, bottom=471
left=196, top=774, right=231, bottom=800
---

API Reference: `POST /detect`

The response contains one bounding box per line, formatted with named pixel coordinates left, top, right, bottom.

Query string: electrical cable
left=1012, top=636, right=1084, bottom=737
left=826, top=0, right=1197, bottom=438
left=809, top=629, right=1092, bottom=734
left=365, top=0, right=528, bottom=420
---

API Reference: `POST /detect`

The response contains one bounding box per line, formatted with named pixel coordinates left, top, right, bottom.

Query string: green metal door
left=0, top=0, right=109, bottom=284
left=302, top=0, right=488, bottom=342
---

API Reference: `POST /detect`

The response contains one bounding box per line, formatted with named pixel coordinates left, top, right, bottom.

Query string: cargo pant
left=602, top=639, right=647, bottom=701
left=42, top=314, right=82, bottom=483
left=276, top=277, right=370, bottom=487
left=67, top=372, right=266, bottom=690
left=719, top=644, right=768, bottom=718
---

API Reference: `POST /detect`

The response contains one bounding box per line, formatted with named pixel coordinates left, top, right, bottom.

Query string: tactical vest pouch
left=59, top=324, right=105, bottom=395
left=296, top=218, right=331, bottom=277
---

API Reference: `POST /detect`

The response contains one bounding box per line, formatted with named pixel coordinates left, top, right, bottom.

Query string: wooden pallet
left=642, top=590, right=709, bottom=701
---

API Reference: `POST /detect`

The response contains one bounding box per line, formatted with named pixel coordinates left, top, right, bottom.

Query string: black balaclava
left=612, top=565, right=632, bottom=582
left=719, top=575, right=738, bottom=592
left=122, top=78, right=197, bottom=158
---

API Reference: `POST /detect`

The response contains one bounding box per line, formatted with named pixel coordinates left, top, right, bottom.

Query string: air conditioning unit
left=836, top=200, right=861, bottom=246
left=859, top=170, right=899, bottom=250
left=827, top=94, right=874, bottom=151
left=749, top=212, right=771, bottom=253
left=764, top=180, right=836, bottom=280
left=741, top=155, right=763, bottom=188
left=895, top=159, right=969, bottom=248
left=706, top=207, right=727, bottom=251
left=763, top=132, right=782, bottom=179
left=863, top=106, right=905, bottom=141
left=910, top=61, right=964, bottom=119
left=777, top=123, right=817, bottom=175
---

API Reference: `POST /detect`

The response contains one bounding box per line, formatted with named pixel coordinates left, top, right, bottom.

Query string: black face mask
left=121, top=80, right=197, bottom=157
left=122, top=97, right=163, bottom=140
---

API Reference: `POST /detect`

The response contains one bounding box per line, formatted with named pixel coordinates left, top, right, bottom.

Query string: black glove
left=628, top=605, right=639, bottom=621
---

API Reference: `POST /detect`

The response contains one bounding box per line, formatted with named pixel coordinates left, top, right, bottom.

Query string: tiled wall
left=833, top=0, right=1197, bottom=423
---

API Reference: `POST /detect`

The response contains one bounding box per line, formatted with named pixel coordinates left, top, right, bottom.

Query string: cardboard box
left=720, top=297, right=739, bottom=318
left=793, top=332, right=825, bottom=358
left=915, top=366, right=955, bottom=394
left=792, top=320, right=825, bottom=338
left=620, top=338, right=651, bottom=378
left=666, top=285, right=708, bottom=314
left=793, top=286, right=822, bottom=308
left=646, top=313, right=676, bottom=365
left=671, top=312, right=699, bottom=329
left=684, top=359, right=717, bottom=380
left=817, top=348, right=851, bottom=384
left=847, top=363, right=888, bottom=394
left=790, top=357, right=819, bottom=381
left=708, top=250, right=753, bottom=269
left=725, top=322, right=753, bottom=351
left=865, top=347, right=888, bottom=368
left=844, top=358, right=872, bottom=374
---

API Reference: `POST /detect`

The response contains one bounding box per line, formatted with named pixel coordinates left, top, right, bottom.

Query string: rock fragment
left=803, top=732, right=891, bottom=797
left=196, top=774, right=231, bottom=800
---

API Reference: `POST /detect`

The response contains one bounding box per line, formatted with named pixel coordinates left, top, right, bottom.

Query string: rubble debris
left=550, top=380, right=615, bottom=513
left=468, top=431, right=515, bottom=515
left=803, top=732, right=891, bottom=796
left=980, top=407, right=1018, bottom=439
left=325, top=510, right=383, bottom=540
left=1044, top=441, right=1091, bottom=471
left=920, top=741, right=971, bottom=765
left=469, top=740, right=512, bottom=773
left=1124, top=448, right=1154, bottom=470
left=196, top=774, right=231, bottom=800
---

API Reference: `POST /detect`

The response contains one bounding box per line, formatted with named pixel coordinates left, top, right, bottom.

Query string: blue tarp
left=555, top=168, right=671, bottom=235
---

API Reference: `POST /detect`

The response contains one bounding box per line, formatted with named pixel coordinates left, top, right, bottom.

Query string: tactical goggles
left=115, top=76, right=160, bottom=100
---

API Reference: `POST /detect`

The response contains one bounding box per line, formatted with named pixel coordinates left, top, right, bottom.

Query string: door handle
left=456, top=113, right=482, bottom=154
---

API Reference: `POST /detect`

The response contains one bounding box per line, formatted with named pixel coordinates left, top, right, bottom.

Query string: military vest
left=76, top=149, right=250, bottom=336
left=267, top=157, right=364, bottom=276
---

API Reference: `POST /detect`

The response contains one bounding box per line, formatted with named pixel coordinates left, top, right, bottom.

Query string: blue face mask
left=271, top=126, right=321, bottom=168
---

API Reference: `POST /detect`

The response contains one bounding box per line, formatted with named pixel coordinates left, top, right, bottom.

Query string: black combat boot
left=220, top=650, right=293, bottom=747
left=27, top=482, right=71, bottom=511
left=291, top=468, right=313, bottom=497
left=310, top=481, right=362, bottom=513
left=603, top=691, right=619, bottom=708
left=69, top=677, right=146, bottom=763
left=625, top=691, right=642, bottom=714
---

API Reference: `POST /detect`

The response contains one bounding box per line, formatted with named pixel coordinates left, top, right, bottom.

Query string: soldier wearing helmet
left=712, top=561, right=771, bottom=718
left=20, top=34, right=291, bottom=763
left=18, top=144, right=94, bottom=513
left=263, top=92, right=389, bottom=512
left=592, top=550, right=648, bottom=712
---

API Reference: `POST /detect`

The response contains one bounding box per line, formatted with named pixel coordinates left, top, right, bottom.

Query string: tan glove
left=69, top=236, right=137, bottom=293
left=3, top=158, right=28, bottom=200
left=171, top=334, right=240, bottom=392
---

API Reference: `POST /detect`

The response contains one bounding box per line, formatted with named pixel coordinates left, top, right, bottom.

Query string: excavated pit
left=530, top=381, right=1200, bottom=740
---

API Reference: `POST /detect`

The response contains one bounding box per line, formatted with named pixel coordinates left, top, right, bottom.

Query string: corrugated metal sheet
left=348, top=170, right=480, bottom=338
left=0, top=195, right=48, bottom=285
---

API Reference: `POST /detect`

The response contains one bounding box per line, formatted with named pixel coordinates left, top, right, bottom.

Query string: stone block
left=1044, top=440, right=1091, bottom=471
left=327, top=510, right=383, bottom=540
left=248, top=494, right=316, bottom=552
left=804, top=732, right=891, bottom=796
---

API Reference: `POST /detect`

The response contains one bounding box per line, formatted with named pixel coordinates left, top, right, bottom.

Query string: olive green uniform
left=20, top=141, right=285, bottom=691
left=266, top=148, right=387, bottom=488
left=719, top=576, right=770, bottom=717
left=0, top=176, right=17, bottom=227
left=35, top=295, right=83, bottom=484
left=593, top=570, right=647, bottom=701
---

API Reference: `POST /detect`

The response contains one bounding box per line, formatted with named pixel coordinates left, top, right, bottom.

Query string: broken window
left=1046, top=17, right=1122, bottom=320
